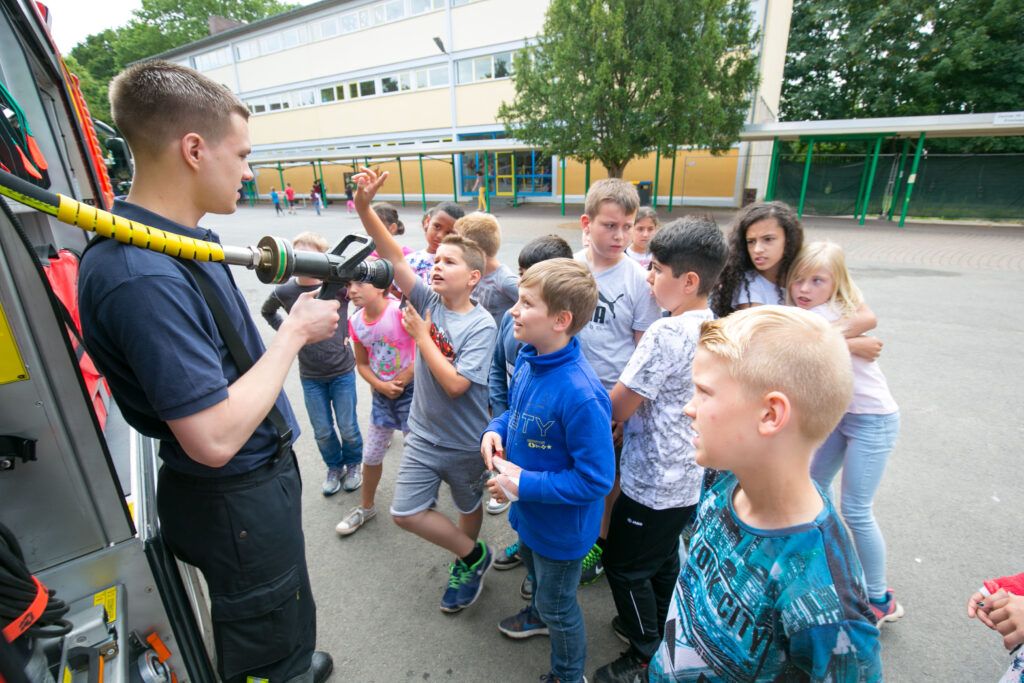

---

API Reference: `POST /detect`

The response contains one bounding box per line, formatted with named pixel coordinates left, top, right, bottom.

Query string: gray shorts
left=390, top=432, right=487, bottom=516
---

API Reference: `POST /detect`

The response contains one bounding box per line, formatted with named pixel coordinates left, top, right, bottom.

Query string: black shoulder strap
left=180, top=260, right=292, bottom=450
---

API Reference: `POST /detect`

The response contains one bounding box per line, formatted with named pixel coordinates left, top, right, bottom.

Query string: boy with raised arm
left=78, top=61, right=336, bottom=682
left=353, top=167, right=497, bottom=613
left=482, top=258, right=615, bottom=683
left=648, top=307, right=882, bottom=682
left=595, top=217, right=728, bottom=682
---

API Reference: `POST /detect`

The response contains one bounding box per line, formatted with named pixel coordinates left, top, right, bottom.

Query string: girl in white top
left=625, top=206, right=659, bottom=269
left=789, top=240, right=904, bottom=626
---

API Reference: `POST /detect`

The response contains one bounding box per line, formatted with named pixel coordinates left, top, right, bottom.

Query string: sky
left=42, top=0, right=319, bottom=55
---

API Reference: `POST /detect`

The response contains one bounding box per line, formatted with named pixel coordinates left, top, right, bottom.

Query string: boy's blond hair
left=292, top=231, right=329, bottom=253
left=455, top=213, right=501, bottom=257
left=787, top=242, right=864, bottom=317
left=440, top=234, right=486, bottom=276
left=109, top=60, right=249, bottom=159
left=584, top=178, right=639, bottom=219
left=698, top=306, right=852, bottom=444
left=519, top=259, right=598, bottom=336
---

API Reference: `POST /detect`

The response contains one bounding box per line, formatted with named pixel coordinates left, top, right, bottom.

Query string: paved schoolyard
left=202, top=201, right=1024, bottom=682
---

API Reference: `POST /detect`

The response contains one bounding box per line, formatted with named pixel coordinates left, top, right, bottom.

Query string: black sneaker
left=578, top=543, right=604, bottom=586
left=611, top=616, right=630, bottom=644
left=594, top=650, right=648, bottom=683
left=494, top=541, right=522, bottom=570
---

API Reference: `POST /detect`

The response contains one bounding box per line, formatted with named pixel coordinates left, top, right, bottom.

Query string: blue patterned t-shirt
left=649, top=473, right=882, bottom=682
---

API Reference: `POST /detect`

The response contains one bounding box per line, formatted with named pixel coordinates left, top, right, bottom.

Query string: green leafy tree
left=62, top=55, right=110, bottom=123
left=497, top=0, right=759, bottom=178
left=68, top=0, right=295, bottom=122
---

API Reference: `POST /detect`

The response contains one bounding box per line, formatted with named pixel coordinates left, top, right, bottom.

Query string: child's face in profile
left=646, top=256, right=688, bottom=313
left=631, top=218, right=658, bottom=252
left=509, top=284, right=559, bottom=348
left=582, top=202, right=634, bottom=261
left=745, top=218, right=785, bottom=282
left=684, top=347, right=761, bottom=470
left=789, top=267, right=834, bottom=310
left=430, top=243, right=475, bottom=296
left=424, top=212, right=457, bottom=253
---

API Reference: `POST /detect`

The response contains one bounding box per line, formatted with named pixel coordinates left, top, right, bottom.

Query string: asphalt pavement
left=201, top=200, right=1024, bottom=682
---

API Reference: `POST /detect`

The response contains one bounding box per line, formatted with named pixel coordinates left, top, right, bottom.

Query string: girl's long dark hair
left=711, top=201, right=804, bottom=317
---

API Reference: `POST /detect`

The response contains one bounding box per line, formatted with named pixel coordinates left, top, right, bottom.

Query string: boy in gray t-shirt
left=353, top=167, right=497, bottom=615
left=572, top=179, right=661, bottom=585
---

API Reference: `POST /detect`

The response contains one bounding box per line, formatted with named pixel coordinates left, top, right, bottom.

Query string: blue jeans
left=300, top=373, right=362, bottom=470
left=810, top=411, right=899, bottom=601
left=520, top=542, right=586, bottom=683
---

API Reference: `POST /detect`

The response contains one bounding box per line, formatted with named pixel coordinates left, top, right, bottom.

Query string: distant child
left=574, top=178, right=662, bottom=584
left=968, top=572, right=1024, bottom=682
left=353, top=167, right=497, bottom=614
left=647, top=306, right=882, bottom=681
left=457, top=212, right=519, bottom=324
left=406, top=202, right=465, bottom=285
left=270, top=187, right=283, bottom=215
left=345, top=183, right=355, bottom=212
left=625, top=206, right=660, bottom=269
left=337, top=269, right=416, bottom=536
left=261, top=232, right=363, bottom=496
left=788, top=241, right=903, bottom=624
left=310, top=185, right=321, bottom=216
left=285, top=182, right=296, bottom=214
left=481, top=258, right=615, bottom=683
left=473, top=169, right=486, bottom=210
left=596, top=216, right=728, bottom=681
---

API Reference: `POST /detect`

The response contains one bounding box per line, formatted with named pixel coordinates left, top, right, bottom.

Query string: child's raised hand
left=351, top=166, right=389, bottom=210
left=480, top=431, right=504, bottom=469
left=400, top=304, right=431, bottom=343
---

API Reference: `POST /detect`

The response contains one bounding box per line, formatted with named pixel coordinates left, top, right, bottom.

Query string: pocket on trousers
left=211, top=565, right=303, bottom=678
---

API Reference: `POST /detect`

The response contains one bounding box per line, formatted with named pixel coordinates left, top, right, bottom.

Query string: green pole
left=418, top=154, right=426, bottom=212
left=277, top=162, right=285, bottom=196
left=512, top=154, right=518, bottom=208
left=765, top=137, right=780, bottom=201
left=560, top=156, right=566, bottom=216
left=585, top=160, right=590, bottom=195
left=397, top=156, right=406, bottom=207
left=667, top=146, right=677, bottom=211
left=898, top=132, right=926, bottom=228
left=317, top=160, right=326, bottom=207
left=859, top=136, right=883, bottom=226
left=888, top=138, right=911, bottom=221
left=797, top=139, right=814, bottom=218
left=450, top=154, right=458, bottom=203
left=364, top=156, right=370, bottom=171
left=484, top=152, right=491, bottom=212
left=653, top=148, right=661, bottom=209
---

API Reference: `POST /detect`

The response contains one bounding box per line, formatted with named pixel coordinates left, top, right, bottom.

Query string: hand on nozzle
left=285, top=291, right=340, bottom=345
left=351, top=166, right=389, bottom=211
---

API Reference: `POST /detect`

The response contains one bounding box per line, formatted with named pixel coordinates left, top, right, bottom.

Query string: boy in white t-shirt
left=574, top=179, right=662, bottom=585
left=596, top=216, right=728, bottom=682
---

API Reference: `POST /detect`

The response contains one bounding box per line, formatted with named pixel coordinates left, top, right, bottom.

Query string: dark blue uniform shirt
left=78, top=199, right=299, bottom=476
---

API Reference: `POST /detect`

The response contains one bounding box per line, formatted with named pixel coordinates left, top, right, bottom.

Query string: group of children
left=266, top=173, right=921, bottom=682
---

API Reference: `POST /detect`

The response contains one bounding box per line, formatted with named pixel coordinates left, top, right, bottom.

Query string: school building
left=153, top=0, right=793, bottom=208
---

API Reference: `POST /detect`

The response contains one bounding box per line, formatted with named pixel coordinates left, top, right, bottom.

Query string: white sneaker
left=486, top=496, right=510, bottom=515
left=336, top=506, right=376, bottom=536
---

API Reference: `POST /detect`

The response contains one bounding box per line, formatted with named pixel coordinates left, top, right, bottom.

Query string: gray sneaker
left=322, top=466, right=345, bottom=496
left=343, top=464, right=363, bottom=491
left=336, top=506, right=376, bottom=536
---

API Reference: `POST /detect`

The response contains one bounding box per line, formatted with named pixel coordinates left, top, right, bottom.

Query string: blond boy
left=648, top=306, right=882, bottom=682
left=457, top=213, right=519, bottom=325
left=353, top=168, right=497, bottom=614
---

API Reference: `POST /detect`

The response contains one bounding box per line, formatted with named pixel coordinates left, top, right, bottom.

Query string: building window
left=456, top=60, right=473, bottom=84
left=411, top=0, right=432, bottom=13
left=456, top=52, right=514, bottom=84
left=341, top=13, right=358, bottom=32
left=381, top=76, right=399, bottom=93
left=258, top=33, right=282, bottom=54
left=429, top=66, right=448, bottom=86
left=335, top=85, right=347, bottom=101
left=400, top=73, right=412, bottom=90
left=385, top=0, right=404, bottom=21
left=494, top=52, right=511, bottom=78
left=320, top=87, right=335, bottom=103
left=359, top=79, right=376, bottom=97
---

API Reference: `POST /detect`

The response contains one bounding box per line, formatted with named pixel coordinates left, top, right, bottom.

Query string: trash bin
left=634, top=181, right=652, bottom=206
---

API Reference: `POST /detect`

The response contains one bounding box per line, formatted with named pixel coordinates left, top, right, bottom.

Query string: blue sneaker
left=494, top=541, right=522, bottom=570
left=440, top=542, right=492, bottom=613
left=498, top=605, right=548, bottom=639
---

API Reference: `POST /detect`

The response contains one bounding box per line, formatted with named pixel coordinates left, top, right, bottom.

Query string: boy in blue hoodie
left=481, top=258, right=616, bottom=683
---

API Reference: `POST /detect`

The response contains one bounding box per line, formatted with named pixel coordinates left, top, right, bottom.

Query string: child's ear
left=553, top=310, right=573, bottom=333
left=468, top=269, right=482, bottom=288
left=758, top=391, right=791, bottom=436
left=684, top=272, right=700, bottom=294
left=580, top=214, right=591, bottom=234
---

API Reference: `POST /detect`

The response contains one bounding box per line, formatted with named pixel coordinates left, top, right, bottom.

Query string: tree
left=68, top=0, right=295, bottom=123
left=62, top=55, right=109, bottom=124
left=497, top=0, right=759, bottom=178
left=780, top=0, right=1024, bottom=151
